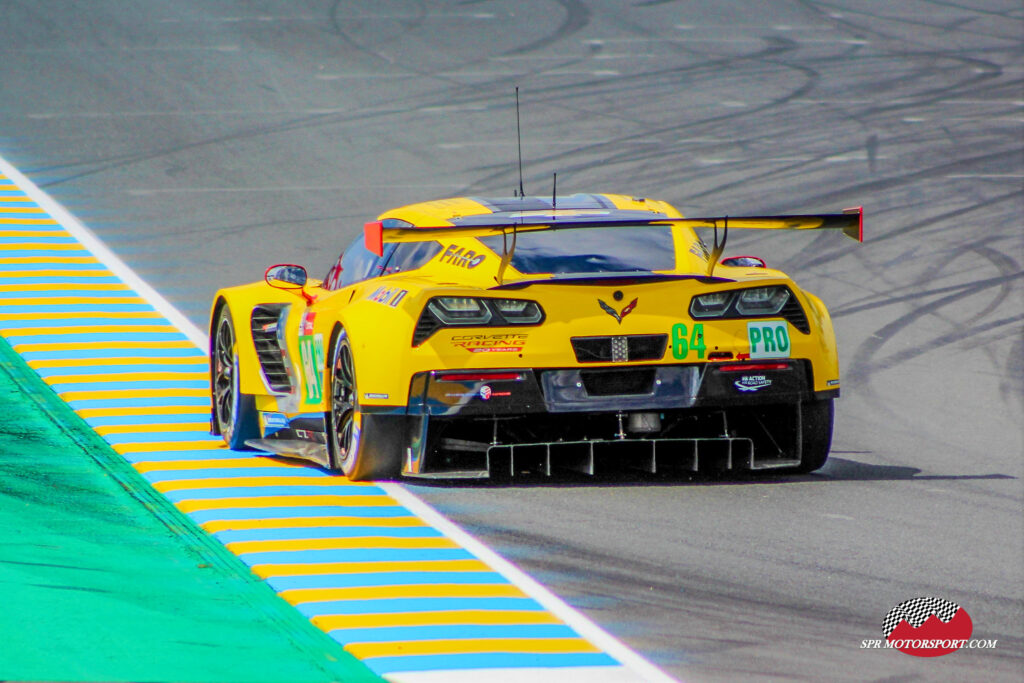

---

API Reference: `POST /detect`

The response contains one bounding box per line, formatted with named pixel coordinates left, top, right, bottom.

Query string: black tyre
left=793, top=398, right=834, bottom=473
left=211, top=305, right=258, bottom=450
left=326, top=329, right=401, bottom=480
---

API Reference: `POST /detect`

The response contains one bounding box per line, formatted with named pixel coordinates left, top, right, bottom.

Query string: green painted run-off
left=0, top=338, right=380, bottom=682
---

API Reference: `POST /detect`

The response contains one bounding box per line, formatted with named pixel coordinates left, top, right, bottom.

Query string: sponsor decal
left=735, top=375, right=771, bottom=392
left=670, top=323, right=706, bottom=360
left=363, top=392, right=389, bottom=400
left=598, top=297, right=638, bottom=324
left=262, top=412, right=289, bottom=434
left=263, top=412, right=289, bottom=428
left=367, top=285, right=408, bottom=307
left=300, top=310, right=316, bottom=335
left=298, top=333, right=325, bottom=404
left=747, top=321, right=790, bottom=359
left=440, top=244, right=485, bottom=269
left=451, top=333, right=528, bottom=353
left=478, top=384, right=510, bottom=400
left=860, top=598, right=996, bottom=656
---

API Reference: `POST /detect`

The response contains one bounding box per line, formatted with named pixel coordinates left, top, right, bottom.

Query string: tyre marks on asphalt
left=0, top=164, right=666, bottom=682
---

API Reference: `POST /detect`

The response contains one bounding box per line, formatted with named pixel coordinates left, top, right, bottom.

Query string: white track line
left=0, top=151, right=678, bottom=683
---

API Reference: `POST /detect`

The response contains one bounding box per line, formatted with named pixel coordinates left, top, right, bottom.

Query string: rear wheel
left=212, top=305, right=258, bottom=449
left=326, top=329, right=401, bottom=480
left=793, top=399, right=833, bottom=473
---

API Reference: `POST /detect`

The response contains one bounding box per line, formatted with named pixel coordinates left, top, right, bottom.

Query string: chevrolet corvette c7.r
left=209, top=193, right=862, bottom=480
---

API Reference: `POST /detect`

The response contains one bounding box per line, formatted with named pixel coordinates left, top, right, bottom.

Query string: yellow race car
left=209, top=193, right=862, bottom=480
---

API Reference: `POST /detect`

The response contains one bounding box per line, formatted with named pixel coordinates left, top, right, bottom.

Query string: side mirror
left=265, top=264, right=308, bottom=289
left=721, top=255, right=767, bottom=268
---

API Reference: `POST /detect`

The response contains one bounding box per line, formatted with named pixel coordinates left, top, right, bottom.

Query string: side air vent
left=250, top=304, right=293, bottom=393
left=571, top=334, right=667, bottom=363
left=780, top=296, right=810, bottom=334
left=412, top=312, right=444, bottom=347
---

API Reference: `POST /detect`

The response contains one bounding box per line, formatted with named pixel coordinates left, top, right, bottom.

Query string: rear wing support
left=683, top=206, right=863, bottom=277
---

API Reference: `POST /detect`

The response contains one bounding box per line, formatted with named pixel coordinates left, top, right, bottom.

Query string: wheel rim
left=331, top=341, right=356, bottom=468
left=213, top=314, right=236, bottom=436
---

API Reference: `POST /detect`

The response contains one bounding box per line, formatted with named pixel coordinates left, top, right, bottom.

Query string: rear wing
left=679, top=208, right=863, bottom=243
left=364, top=206, right=863, bottom=279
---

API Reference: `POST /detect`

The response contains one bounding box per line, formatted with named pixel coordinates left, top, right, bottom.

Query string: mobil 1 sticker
left=747, top=320, right=790, bottom=359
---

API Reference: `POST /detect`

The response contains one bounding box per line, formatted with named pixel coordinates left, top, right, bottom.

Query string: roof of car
left=378, top=193, right=684, bottom=228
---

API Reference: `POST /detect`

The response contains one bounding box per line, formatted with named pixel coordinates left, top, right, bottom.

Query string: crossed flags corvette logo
left=598, top=297, right=638, bottom=324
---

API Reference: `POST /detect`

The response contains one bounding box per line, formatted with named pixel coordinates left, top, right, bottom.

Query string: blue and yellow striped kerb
left=0, top=166, right=664, bottom=682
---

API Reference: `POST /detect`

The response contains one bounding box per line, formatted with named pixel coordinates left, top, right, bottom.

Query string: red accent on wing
left=843, top=206, right=864, bottom=242
left=364, top=221, right=384, bottom=256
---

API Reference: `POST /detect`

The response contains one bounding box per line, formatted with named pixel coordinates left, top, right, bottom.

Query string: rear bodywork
left=210, top=193, right=859, bottom=478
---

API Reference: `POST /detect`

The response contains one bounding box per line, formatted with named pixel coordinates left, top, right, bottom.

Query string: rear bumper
left=407, top=360, right=834, bottom=417
left=399, top=361, right=837, bottom=478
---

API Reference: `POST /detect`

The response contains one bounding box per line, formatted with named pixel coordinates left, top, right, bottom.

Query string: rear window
left=383, top=241, right=443, bottom=274
left=478, top=226, right=675, bottom=274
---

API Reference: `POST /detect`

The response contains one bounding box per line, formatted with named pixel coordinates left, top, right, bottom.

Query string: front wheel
left=793, top=398, right=834, bottom=473
left=325, top=329, right=401, bottom=480
left=211, top=304, right=258, bottom=450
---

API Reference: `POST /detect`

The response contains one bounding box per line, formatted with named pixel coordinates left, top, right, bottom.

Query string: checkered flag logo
left=882, top=597, right=961, bottom=637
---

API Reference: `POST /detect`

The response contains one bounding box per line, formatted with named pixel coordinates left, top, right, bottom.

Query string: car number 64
left=671, top=323, right=706, bottom=360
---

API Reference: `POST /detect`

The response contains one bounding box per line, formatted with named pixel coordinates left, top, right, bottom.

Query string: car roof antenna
left=515, top=87, right=525, bottom=199
left=551, top=172, right=558, bottom=219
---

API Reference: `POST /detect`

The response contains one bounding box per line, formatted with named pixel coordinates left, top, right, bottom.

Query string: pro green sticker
left=747, top=321, right=790, bottom=359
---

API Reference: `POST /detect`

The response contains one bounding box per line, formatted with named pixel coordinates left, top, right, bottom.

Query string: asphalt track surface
left=2, top=1, right=1022, bottom=681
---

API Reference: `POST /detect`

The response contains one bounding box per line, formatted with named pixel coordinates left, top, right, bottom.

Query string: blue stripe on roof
left=238, top=548, right=475, bottom=566
left=7, top=332, right=189, bottom=343
left=84, top=413, right=212, bottom=427
left=362, top=652, right=619, bottom=674
left=36, top=363, right=206, bottom=377
left=50, top=380, right=208, bottom=393
left=0, top=235, right=78, bottom=243
left=266, top=572, right=505, bottom=591
left=142, top=466, right=331, bottom=482
left=165, top=485, right=386, bottom=502
left=0, top=318, right=172, bottom=329
left=103, top=431, right=214, bottom=445
left=330, top=623, right=581, bottom=644
left=22, top=347, right=204, bottom=360
left=292, top=596, right=536, bottom=616
left=0, top=276, right=122, bottom=285
left=186, top=506, right=411, bottom=524
left=214, top=526, right=443, bottom=543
